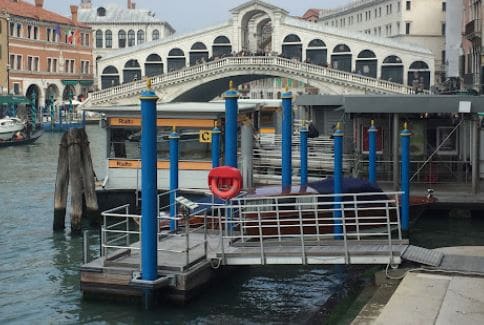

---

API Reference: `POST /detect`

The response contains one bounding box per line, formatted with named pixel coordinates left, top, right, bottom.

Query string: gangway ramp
left=217, top=239, right=409, bottom=266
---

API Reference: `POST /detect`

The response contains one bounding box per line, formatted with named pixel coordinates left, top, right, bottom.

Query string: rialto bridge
left=88, top=0, right=434, bottom=105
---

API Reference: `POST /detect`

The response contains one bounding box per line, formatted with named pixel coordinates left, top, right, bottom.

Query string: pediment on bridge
left=230, top=0, right=288, bottom=15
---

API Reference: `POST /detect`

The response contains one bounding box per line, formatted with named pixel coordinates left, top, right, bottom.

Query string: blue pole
left=281, top=89, right=293, bottom=191
left=30, top=90, right=37, bottom=125
left=300, top=126, right=308, bottom=187
left=368, top=120, right=377, bottom=185
left=211, top=126, right=221, bottom=168
left=333, top=123, right=344, bottom=237
left=169, top=129, right=179, bottom=232
left=224, top=81, right=239, bottom=168
left=140, top=81, right=159, bottom=281
left=400, top=122, right=411, bottom=232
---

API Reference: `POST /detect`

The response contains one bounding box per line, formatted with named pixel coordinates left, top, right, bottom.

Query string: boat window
left=109, top=127, right=141, bottom=159
left=277, top=197, right=296, bottom=211
left=260, top=110, right=276, bottom=128
left=156, top=127, right=212, bottom=161
left=109, top=126, right=213, bottom=161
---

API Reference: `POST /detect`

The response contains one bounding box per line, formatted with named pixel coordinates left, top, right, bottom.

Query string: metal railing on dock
left=99, top=190, right=404, bottom=267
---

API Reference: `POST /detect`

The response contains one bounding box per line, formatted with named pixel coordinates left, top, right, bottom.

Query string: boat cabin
left=86, top=102, right=257, bottom=191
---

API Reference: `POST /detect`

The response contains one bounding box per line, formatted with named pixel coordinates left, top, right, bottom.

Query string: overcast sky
left=42, top=0, right=351, bottom=33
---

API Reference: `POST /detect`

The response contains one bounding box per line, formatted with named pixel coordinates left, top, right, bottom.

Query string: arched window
left=331, top=44, right=352, bottom=72
left=95, top=30, right=103, bottom=48
left=137, top=30, right=144, bottom=45
left=355, top=49, right=377, bottom=78
left=381, top=55, right=404, bottom=84
left=118, top=30, right=126, bottom=48
left=97, top=7, right=106, bottom=17
left=282, top=34, right=302, bottom=61
left=152, top=29, right=160, bottom=41
left=167, top=48, right=186, bottom=72
left=408, top=61, right=431, bottom=90
left=128, top=30, right=135, bottom=47
left=189, top=42, right=208, bottom=66
left=101, top=65, right=119, bottom=89
left=145, top=53, right=163, bottom=76
left=212, top=36, right=232, bottom=58
left=306, top=38, right=327, bottom=65
left=105, top=30, right=112, bottom=48
left=283, top=34, right=301, bottom=43
left=123, top=59, right=141, bottom=83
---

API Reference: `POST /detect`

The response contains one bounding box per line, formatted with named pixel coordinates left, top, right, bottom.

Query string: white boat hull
left=0, top=118, right=25, bottom=141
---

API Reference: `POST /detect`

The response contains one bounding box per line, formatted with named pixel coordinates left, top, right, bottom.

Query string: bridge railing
left=90, top=56, right=427, bottom=103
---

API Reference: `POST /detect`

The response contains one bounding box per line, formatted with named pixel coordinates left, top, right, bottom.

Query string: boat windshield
left=109, top=126, right=212, bottom=161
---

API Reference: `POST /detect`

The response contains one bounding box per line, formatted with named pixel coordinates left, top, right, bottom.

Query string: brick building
left=0, top=11, right=8, bottom=94
left=2, top=0, right=94, bottom=107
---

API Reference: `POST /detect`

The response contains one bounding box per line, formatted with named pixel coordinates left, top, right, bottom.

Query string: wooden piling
left=53, top=132, right=69, bottom=231
left=79, top=128, right=98, bottom=212
left=68, top=128, right=84, bottom=233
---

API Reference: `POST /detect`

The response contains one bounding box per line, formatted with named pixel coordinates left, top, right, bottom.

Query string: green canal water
left=2, top=125, right=483, bottom=324
left=0, top=125, right=347, bottom=324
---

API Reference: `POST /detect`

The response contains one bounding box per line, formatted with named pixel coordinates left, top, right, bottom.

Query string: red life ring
left=208, top=166, right=243, bottom=200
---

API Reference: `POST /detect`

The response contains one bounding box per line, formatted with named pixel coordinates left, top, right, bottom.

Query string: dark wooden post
left=53, top=132, right=69, bottom=230
left=79, top=128, right=98, bottom=212
left=68, top=128, right=83, bottom=233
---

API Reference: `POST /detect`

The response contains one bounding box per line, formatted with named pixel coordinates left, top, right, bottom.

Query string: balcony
left=464, top=19, right=482, bottom=40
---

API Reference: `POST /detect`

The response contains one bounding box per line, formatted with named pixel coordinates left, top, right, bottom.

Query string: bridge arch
left=61, top=84, right=76, bottom=101
left=381, top=55, right=404, bottom=84
left=167, top=48, right=186, bottom=72
left=282, top=34, right=302, bottom=61
left=331, top=44, right=352, bottom=72
left=123, top=59, right=141, bottom=83
left=101, top=66, right=120, bottom=89
left=408, top=61, right=430, bottom=90
left=145, top=54, right=163, bottom=77
left=239, top=7, right=275, bottom=54
left=356, top=49, right=377, bottom=78
left=189, top=42, right=209, bottom=66
left=306, top=38, right=327, bottom=66
left=26, top=84, right=41, bottom=109
left=212, top=36, right=232, bottom=58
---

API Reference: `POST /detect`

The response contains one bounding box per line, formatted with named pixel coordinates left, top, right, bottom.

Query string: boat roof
left=84, top=102, right=258, bottom=119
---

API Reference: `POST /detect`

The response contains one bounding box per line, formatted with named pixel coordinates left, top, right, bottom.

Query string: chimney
left=127, top=0, right=132, bottom=9
left=35, top=0, right=44, bottom=7
left=70, top=5, right=78, bottom=25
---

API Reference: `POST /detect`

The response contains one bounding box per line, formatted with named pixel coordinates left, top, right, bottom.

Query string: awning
left=62, top=80, right=78, bottom=86
left=79, top=80, right=94, bottom=86
left=0, top=95, right=31, bottom=105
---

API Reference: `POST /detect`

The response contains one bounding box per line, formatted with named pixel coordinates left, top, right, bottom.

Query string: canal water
left=2, top=125, right=484, bottom=324
left=0, top=125, right=348, bottom=324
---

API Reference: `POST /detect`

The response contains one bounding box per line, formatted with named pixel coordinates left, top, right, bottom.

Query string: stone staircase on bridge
left=85, top=56, right=429, bottom=106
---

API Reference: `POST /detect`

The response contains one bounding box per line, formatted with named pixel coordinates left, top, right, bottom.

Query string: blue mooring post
left=281, top=89, right=292, bottom=191
left=333, top=123, right=344, bottom=238
left=368, top=120, right=377, bottom=185
left=300, top=126, right=308, bottom=187
left=224, top=81, right=239, bottom=168
left=169, top=128, right=179, bottom=232
left=140, top=80, right=159, bottom=281
left=400, top=122, right=411, bottom=232
left=211, top=126, right=221, bottom=168
left=31, top=90, right=37, bottom=125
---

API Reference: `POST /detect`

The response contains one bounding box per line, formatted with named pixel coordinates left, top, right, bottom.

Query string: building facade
left=462, top=0, right=483, bottom=93
left=78, top=0, right=175, bottom=86
left=2, top=0, right=94, bottom=107
left=0, top=11, right=8, bottom=94
left=318, top=0, right=446, bottom=86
